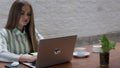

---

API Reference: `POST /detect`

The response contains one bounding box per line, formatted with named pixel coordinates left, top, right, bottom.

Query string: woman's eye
left=27, top=13, right=31, bottom=16
left=20, top=12, right=31, bottom=16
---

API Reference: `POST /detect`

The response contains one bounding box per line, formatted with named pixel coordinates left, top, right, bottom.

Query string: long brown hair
left=5, top=0, right=37, bottom=52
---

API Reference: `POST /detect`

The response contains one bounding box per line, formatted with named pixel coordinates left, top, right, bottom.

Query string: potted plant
left=99, top=35, right=116, bottom=67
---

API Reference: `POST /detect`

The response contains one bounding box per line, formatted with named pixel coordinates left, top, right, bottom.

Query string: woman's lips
left=24, top=19, right=28, bottom=22
left=22, top=19, right=28, bottom=25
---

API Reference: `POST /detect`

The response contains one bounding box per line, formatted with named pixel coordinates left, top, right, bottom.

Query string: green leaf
left=99, top=35, right=116, bottom=53
left=109, top=41, right=116, bottom=49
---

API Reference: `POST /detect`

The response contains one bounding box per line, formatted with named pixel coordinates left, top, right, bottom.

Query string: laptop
left=24, top=35, right=77, bottom=68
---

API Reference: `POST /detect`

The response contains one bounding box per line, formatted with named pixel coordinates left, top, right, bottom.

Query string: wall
left=0, top=0, right=120, bottom=46
left=32, top=0, right=120, bottom=38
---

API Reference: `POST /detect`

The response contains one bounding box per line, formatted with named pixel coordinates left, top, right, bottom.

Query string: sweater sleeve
left=0, top=29, right=21, bottom=62
left=35, top=29, right=44, bottom=45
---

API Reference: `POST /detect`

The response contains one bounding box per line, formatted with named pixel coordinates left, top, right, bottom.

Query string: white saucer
left=73, top=51, right=90, bottom=57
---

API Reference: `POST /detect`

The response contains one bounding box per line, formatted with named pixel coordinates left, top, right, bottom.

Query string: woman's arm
left=35, top=29, right=44, bottom=45
left=0, top=29, right=37, bottom=62
left=35, top=29, right=44, bottom=39
left=0, top=29, right=20, bottom=62
left=0, top=51, right=20, bottom=62
left=19, top=55, right=37, bottom=62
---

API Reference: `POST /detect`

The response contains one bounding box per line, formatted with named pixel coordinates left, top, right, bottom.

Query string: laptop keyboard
left=32, top=61, right=36, bottom=66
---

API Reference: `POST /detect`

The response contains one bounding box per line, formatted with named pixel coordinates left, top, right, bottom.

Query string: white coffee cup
left=74, top=47, right=87, bottom=53
left=92, top=45, right=102, bottom=53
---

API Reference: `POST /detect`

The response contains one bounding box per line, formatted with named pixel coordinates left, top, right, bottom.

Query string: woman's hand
left=19, top=55, right=37, bottom=62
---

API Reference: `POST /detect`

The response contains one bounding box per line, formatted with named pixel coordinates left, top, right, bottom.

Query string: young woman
left=0, top=0, right=44, bottom=62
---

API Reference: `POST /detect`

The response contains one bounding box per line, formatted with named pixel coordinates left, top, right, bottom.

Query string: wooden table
left=1, top=43, right=120, bottom=68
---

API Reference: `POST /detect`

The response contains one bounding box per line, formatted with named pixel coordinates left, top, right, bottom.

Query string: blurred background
left=0, top=0, right=120, bottom=46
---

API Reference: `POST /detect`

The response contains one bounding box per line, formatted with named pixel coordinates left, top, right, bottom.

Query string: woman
left=0, top=0, right=44, bottom=62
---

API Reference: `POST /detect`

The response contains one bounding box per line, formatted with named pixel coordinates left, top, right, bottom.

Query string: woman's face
left=18, top=5, right=31, bottom=28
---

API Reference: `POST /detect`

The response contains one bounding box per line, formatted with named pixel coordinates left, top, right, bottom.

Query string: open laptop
left=24, top=35, right=77, bottom=68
